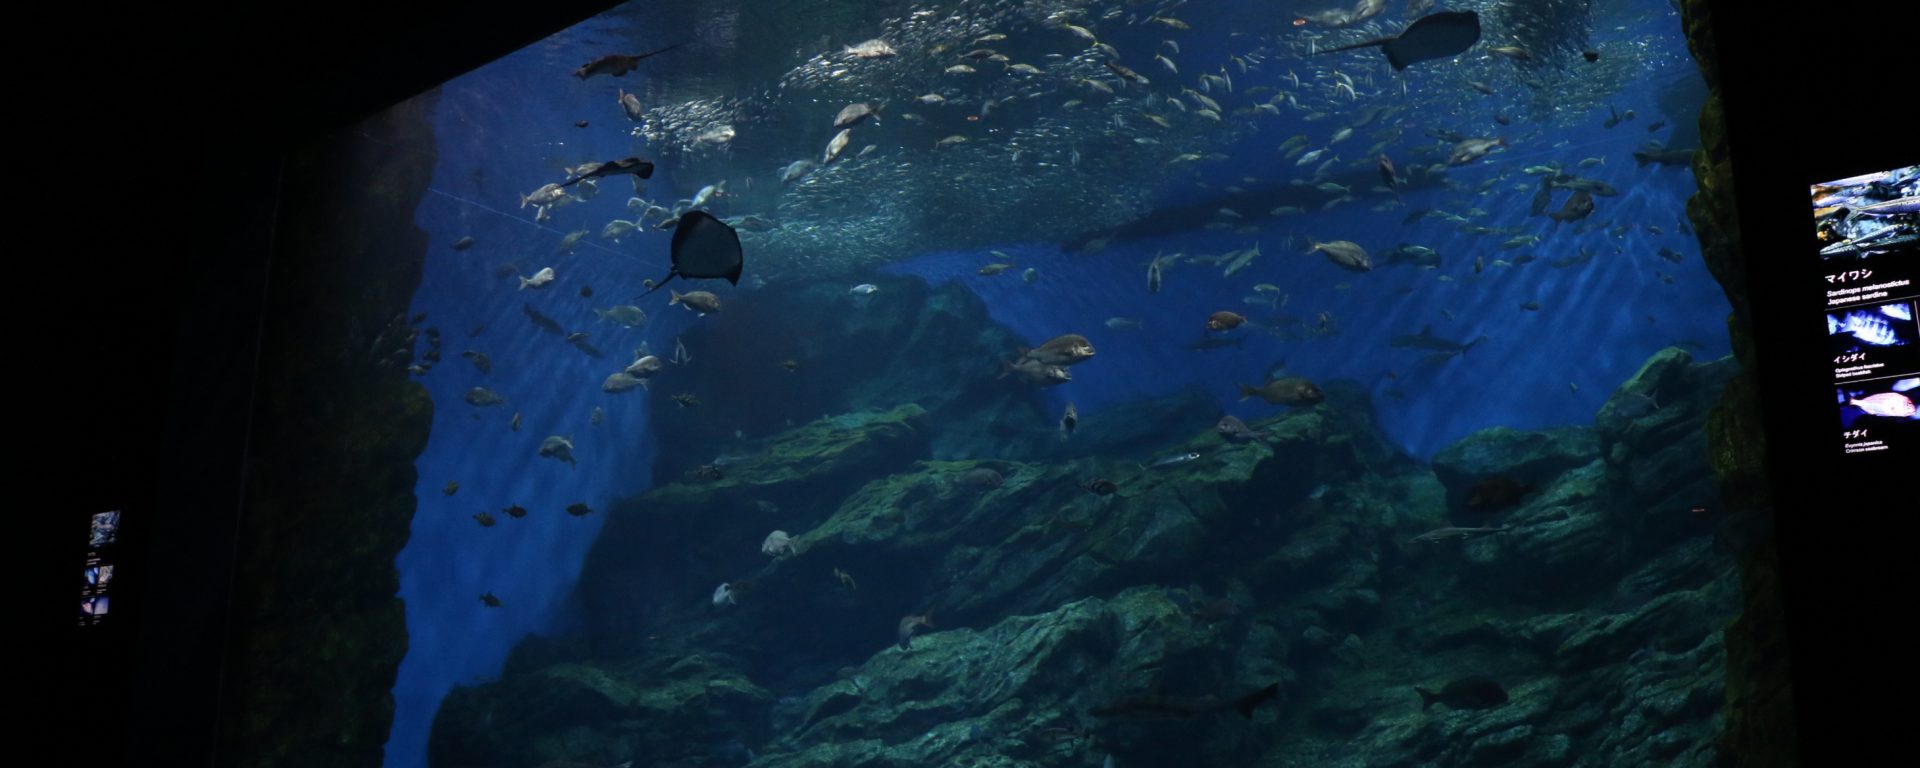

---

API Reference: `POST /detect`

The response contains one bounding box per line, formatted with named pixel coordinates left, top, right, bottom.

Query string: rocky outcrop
left=217, top=93, right=441, bottom=767
left=1679, top=0, right=1796, bottom=764
left=643, top=276, right=1051, bottom=479
left=432, top=345, right=1748, bottom=768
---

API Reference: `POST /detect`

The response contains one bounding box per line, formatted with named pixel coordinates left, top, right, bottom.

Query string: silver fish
left=1147, top=451, right=1202, bottom=468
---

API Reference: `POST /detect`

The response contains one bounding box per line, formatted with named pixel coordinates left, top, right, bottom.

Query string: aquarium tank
left=211, top=1, right=1795, bottom=766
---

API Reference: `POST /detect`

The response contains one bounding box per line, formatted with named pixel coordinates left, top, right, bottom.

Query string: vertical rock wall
left=216, top=92, right=440, bottom=768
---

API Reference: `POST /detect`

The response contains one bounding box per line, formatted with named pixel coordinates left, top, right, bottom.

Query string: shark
left=1390, top=325, right=1485, bottom=356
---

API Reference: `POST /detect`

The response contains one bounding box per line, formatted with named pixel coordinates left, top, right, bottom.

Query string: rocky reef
left=430, top=339, right=1746, bottom=767
left=643, top=276, right=1225, bottom=483
left=216, top=93, right=441, bottom=766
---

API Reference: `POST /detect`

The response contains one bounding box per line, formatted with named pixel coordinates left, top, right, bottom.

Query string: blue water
left=376, top=2, right=1729, bottom=765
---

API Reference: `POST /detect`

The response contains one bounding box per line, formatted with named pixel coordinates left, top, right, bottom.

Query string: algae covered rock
left=754, top=589, right=1251, bottom=768
left=1431, top=425, right=1599, bottom=514
left=1593, top=348, right=1733, bottom=546
left=429, top=653, right=770, bottom=768
left=575, top=405, right=932, bottom=644
left=645, top=276, right=1045, bottom=478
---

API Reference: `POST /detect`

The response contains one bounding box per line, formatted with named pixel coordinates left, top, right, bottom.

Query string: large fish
left=1408, top=525, right=1508, bottom=544
left=1415, top=676, right=1508, bottom=710
left=561, top=157, right=654, bottom=188
left=1633, top=144, right=1696, bottom=167
left=1238, top=377, right=1323, bottom=406
left=1312, top=11, right=1480, bottom=70
left=1090, top=682, right=1280, bottom=720
left=1019, top=334, right=1097, bottom=366
left=637, top=211, right=743, bottom=297
left=521, top=303, right=565, bottom=336
left=574, top=43, right=685, bottom=79
left=1548, top=191, right=1595, bottom=225
left=1308, top=239, right=1372, bottom=271
left=1390, top=325, right=1483, bottom=355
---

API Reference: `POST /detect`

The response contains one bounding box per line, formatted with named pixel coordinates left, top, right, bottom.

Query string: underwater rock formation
left=432, top=653, right=771, bottom=768
left=432, top=344, right=1748, bottom=768
left=1679, top=0, right=1795, bottom=764
left=218, top=93, right=441, bottom=766
left=645, top=276, right=1050, bottom=478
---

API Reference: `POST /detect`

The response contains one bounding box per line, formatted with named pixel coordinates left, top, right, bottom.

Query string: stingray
left=638, top=211, right=743, bottom=297
left=1315, top=11, right=1480, bottom=70
left=561, top=157, right=654, bottom=188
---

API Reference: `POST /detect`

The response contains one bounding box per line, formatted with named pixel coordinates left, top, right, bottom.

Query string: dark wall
left=37, top=3, right=618, bottom=766
left=1698, top=2, right=1920, bottom=764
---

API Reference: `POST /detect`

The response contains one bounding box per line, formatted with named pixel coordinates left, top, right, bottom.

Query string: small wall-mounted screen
left=1815, top=164, right=1920, bottom=454
left=80, top=510, right=120, bottom=626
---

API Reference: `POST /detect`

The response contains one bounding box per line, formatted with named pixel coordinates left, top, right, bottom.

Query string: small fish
left=510, top=412, right=521, bottom=431
left=451, top=236, right=475, bottom=251
left=898, top=614, right=937, bottom=649
left=1408, top=525, right=1509, bottom=544
left=1060, top=403, right=1079, bottom=439
left=538, top=435, right=576, bottom=466
left=834, top=567, right=858, bottom=591
left=672, top=393, right=701, bottom=408
left=823, top=129, right=852, bottom=164
left=518, top=267, right=556, bottom=291
left=669, top=290, right=722, bottom=315
left=1104, top=317, right=1142, bottom=330
left=843, top=39, right=897, bottom=58
left=1148, top=451, right=1202, bottom=468
left=464, top=387, right=506, bottom=406
left=566, top=503, right=593, bottom=517
left=617, top=88, right=644, bottom=121
left=480, top=593, right=501, bottom=607
left=1239, top=377, right=1324, bottom=406
left=504, top=504, right=528, bottom=519
left=1207, top=311, right=1247, bottom=331
left=1217, top=414, right=1260, bottom=443
left=442, top=481, right=459, bottom=496
left=1083, top=478, right=1119, bottom=496
left=834, top=102, right=881, bottom=129
left=1022, top=267, right=1039, bottom=284
left=472, top=512, right=495, bottom=527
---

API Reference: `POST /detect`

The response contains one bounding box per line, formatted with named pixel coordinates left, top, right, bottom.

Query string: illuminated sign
left=1816, top=164, right=1920, bottom=455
